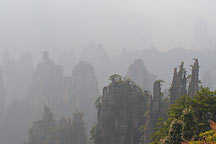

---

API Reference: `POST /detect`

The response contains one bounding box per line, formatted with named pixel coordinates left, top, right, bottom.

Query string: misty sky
left=0, top=0, right=216, bottom=58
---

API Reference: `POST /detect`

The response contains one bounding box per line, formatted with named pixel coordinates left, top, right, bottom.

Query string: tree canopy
left=151, top=88, right=216, bottom=144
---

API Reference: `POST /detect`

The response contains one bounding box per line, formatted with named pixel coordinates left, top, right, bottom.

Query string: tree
left=109, top=74, right=122, bottom=83
left=151, top=88, right=216, bottom=144
left=182, top=120, right=216, bottom=144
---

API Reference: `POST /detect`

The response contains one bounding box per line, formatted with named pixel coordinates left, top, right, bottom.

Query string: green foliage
left=139, top=80, right=169, bottom=144
left=92, top=75, right=147, bottom=144
left=95, top=96, right=102, bottom=110
left=156, top=79, right=165, bottom=84
left=182, top=120, right=216, bottom=144
left=167, top=120, right=183, bottom=144
left=90, top=126, right=97, bottom=144
left=151, top=88, right=216, bottom=144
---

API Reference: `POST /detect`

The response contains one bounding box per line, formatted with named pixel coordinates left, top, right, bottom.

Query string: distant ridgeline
left=91, top=58, right=202, bottom=144
left=126, top=58, right=157, bottom=92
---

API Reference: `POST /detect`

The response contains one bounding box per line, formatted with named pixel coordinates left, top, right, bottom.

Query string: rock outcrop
left=93, top=74, right=147, bottom=144
left=80, top=43, right=111, bottom=90
left=188, top=59, right=200, bottom=97
left=170, top=62, right=187, bottom=103
left=29, top=51, right=68, bottom=118
left=152, top=80, right=162, bottom=113
left=142, top=80, right=168, bottom=144
left=126, top=59, right=157, bottom=91
left=70, top=61, right=99, bottom=131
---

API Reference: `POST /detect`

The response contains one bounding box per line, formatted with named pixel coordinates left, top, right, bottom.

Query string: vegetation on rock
left=92, top=74, right=148, bottom=144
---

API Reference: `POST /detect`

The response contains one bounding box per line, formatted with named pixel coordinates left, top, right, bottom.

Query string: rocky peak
left=188, top=59, right=200, bottom=97
left=152, top=80, right=162, bottom=113
left=126, top=59, right=156, bottom=91
left=30, top=51, right=66, bottom=118
left=70, top=61, right=99, bottom=131
left=93, top=75, right=146, bottom=144
left=42, top=51, right=54, bottom=66
left=170, top=62, right=187, bottom=103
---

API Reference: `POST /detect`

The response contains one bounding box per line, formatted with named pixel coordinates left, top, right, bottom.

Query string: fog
left=0, top=0, right=216, bottom=144
left=1, top=0, right=216, bottom=57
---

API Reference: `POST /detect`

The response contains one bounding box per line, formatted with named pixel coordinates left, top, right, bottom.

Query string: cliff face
left=80, top=43, right=111, bottom=90
left=188, top=59, right=200, bottom=97
left=143, top=80, right=168, bottom=144
left=29, top=51, right=68, bottom=118
left=152, top=81, right=162, bottom=113
left=92, top=75, right=170, bottom=144
left=70, top=61, right=99, bottom=130
left=170, top=62, right=187, bottom=103
left=93, top=75, right=147, bottom=144
left=170, top=59, right=200, bottom=101
left=126, top=59, right=157, bottom=91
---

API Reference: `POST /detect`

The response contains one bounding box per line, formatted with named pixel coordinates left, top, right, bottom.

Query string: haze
left=1, top=0, right=216, bottom=58
left=0, top=1, right=216, bottom=144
